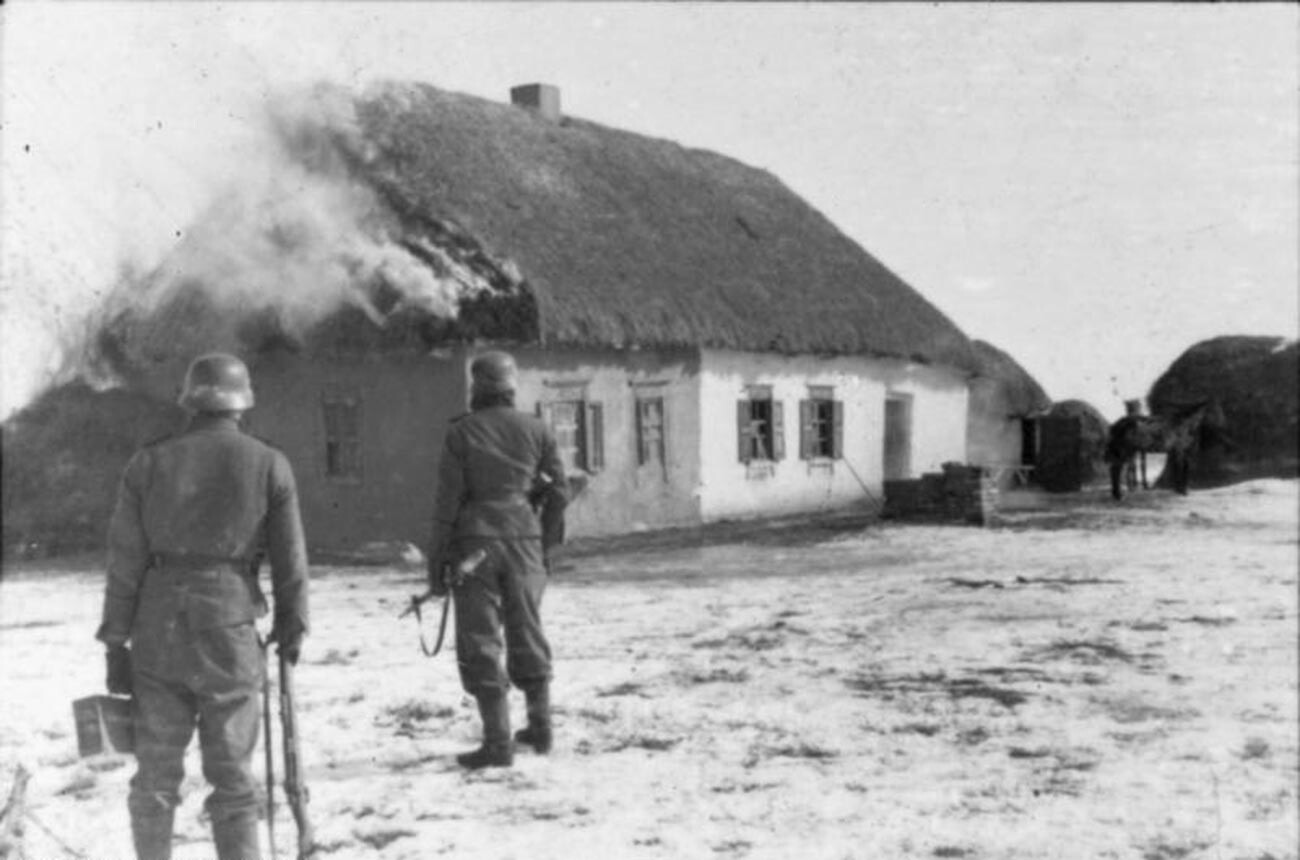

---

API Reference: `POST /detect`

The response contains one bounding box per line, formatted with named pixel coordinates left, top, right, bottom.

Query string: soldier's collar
left=187, top=413, right=243, bottom=433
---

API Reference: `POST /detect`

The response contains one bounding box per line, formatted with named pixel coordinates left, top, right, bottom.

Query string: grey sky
left=2, top=2, right=1297, bottom=418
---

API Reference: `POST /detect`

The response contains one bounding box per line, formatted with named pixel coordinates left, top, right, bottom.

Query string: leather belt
left=152, top=552, right=252, bottom=571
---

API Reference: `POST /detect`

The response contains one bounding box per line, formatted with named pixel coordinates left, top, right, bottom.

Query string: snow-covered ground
left=2, top=480, right=1296, bottom=860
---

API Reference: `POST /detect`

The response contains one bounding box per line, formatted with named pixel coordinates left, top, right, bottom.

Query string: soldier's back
left=136, top=418, right=287, bottom=559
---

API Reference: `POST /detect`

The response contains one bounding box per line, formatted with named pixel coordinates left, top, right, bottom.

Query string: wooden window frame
left=800, top=388, right=844, bottom=461
left=737, top=385, right=785, bottom=464
left=321, top=392, right=363, bottom=483
left=635, top=394, right=667, bottom=468
left=538, top=385, right=604, bottom=475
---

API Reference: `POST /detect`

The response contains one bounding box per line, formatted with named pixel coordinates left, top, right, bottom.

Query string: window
left=322, top=394, right=362, bottom=481
left=636, top=395, right=666, bottom=467
left=737, top=385, right=785, bottom=463
left=800, top=387, right=844, bottom=460
left=539, top=390, right=604, bottom=474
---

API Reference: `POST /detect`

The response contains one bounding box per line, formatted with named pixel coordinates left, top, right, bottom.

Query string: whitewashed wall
left=696, top=349, right=969, bottom=522
left=509, top=346, right=703, bottom=537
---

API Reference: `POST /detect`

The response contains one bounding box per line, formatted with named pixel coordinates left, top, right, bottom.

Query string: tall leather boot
left=131, top=810, right=175, bottom=860
left=457, top=691, right=513, bottom=769
left=212, top=814, right=261, bottom=860
left=514, top=681, right=553, bottom=754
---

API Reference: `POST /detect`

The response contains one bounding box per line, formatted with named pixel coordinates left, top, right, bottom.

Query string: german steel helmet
left=470, top=350, right=518, bottom=395
left=178, top=353, right=255, bottom=412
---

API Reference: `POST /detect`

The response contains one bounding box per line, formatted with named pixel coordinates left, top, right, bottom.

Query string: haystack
left=1037, top=399, right=1110, bottom=490
left=2, top=383, right=182, bottom=558
left=1148, top=335, right=1298, bottom=485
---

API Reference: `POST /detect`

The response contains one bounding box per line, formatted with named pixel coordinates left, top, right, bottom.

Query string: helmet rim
left=178, top=353, right=255, bottom=412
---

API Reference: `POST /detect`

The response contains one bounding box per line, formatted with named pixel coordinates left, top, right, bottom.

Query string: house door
left=883, top=395, right=912, bottom=481
left=1020, top=418, right=1039, bottom=467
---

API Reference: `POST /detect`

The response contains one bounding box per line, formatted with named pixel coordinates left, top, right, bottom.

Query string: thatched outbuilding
left=1148, top=335, right=1298, bottom=485
left=33, top=81, right=982, bottom=551
left=966, top=339, right=1051, bottom=486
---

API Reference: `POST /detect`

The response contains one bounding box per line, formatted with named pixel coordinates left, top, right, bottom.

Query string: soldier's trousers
left=453, top=537, right=552, bottom=697
left=128, top=617, right=261, bottom=828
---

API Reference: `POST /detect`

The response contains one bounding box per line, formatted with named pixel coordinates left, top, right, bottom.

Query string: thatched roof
left=969, top=339, right=1051, bottom=416
left=1148, top=335, right=1298, bottom=483
left=87, top=81, right=979, bottom=388
left=344, top=82, right=978, bottom=370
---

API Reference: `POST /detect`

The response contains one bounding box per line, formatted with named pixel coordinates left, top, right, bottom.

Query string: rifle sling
left=411, top=592, right=452, bottom=658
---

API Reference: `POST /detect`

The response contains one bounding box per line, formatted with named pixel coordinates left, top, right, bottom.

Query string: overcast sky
left=2, top=2, right=1297, bottom=420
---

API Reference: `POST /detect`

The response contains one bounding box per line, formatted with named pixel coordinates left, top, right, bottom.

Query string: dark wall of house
left=240, top=342, right=705, bottom=550
left=248, top=347, right=468, bottom=551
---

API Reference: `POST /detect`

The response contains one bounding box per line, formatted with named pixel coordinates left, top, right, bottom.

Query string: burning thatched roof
left=86, top=81, right=979, bottom=390
left=348, top=82, right=978, bottom=368
left=1148, top=335, right=1298, bottom=482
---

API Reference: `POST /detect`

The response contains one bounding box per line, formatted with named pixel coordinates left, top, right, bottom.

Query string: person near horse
left=1121, top=399, right=1148, bottom=490
left=97, top=353, right=310, bottom=860
left=426, top=350, right=568, bottom=769
left=1107, top=399, right=1224, bottom=500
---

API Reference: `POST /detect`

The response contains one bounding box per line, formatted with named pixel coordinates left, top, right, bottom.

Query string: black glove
left=271, top=617, right=305, bottom=666
left=105, top=645, right=132, bottom=696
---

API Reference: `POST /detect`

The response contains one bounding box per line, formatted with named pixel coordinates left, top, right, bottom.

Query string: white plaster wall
left=509, top=347, right=702, bottom=537
left=697, top=349, right=969, bottom=522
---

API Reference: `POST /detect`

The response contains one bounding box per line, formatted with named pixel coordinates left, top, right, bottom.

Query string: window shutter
left=772, top=400, right=786, bottom=461
left=737, top=400, right=751, bottom=463
left=585, top=401, right=604, bottom=472
left=659, top=398, right=668, bottom=465
left=832, top=400, right=844, bottom=459
left=799, top=400, right=814, bottom=460
left=635, top=399, right=647, bottom=465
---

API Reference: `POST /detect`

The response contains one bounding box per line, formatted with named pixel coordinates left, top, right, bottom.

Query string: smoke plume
left=78, top=83, right=495, bottom=390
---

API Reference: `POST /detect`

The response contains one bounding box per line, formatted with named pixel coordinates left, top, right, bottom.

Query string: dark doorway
left=1020, top=417, right=1039, bottom=467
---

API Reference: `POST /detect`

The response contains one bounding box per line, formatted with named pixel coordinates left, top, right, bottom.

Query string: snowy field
left=2, top=480, right=1296, bottom=860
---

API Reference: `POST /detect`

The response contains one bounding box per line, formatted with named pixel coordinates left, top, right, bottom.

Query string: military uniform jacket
left=429, top=405, right=566, bottom=552
left=97, top=414, right=310, bottom=649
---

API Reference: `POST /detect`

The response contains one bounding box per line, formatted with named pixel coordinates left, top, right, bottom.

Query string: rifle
left=528, top=473, right=568, bottom=570
left=260, top=644, right=277, bottom=860
left=277, top=649, right=315, bottom=860
left=399, top=547, right=488, bottom=657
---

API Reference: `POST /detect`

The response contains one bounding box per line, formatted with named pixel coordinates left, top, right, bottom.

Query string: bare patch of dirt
left=845, top=672, right=1029, bottom=709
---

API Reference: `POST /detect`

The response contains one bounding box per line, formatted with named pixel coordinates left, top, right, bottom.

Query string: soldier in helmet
left=97, top=353, right=309, bottom=860
left=427, top=350, right=567, bottom=769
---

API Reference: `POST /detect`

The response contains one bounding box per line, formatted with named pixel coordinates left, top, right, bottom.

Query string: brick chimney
left=510, top=83, right=562, bottom=123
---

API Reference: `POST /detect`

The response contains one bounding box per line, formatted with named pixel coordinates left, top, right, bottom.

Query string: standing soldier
left=427, top=350, right=567, bottom=769
left=96, top=353, right=309, bottom=860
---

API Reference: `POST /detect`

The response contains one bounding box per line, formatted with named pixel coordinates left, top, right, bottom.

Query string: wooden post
left=0, top=764, right=31, bottom=860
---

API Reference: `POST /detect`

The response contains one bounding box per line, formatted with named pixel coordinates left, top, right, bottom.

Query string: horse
left=1121, top=449, right=1148, bottom=494
left=1105, top=400, right=1222, bottom=500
